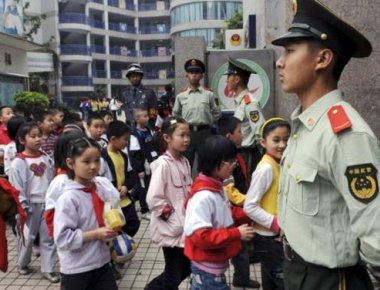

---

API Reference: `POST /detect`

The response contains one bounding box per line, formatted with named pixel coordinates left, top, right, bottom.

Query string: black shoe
left=232, top=279, right=261, bottom=289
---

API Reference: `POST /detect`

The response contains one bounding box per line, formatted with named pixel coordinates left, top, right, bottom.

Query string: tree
left=226, top=11, right=243, bottom=29
left=14, top=91, right=49, bottom=118
left=212, top=11, right=243, bottom=49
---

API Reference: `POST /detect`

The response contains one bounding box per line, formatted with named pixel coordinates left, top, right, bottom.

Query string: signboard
left=0, top=0, right=24, bottom=37
left=225, top=29, right=245, bottom=50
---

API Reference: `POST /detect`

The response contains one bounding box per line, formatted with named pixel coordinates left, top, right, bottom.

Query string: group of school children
left=0, top=102, right=291, bottom=290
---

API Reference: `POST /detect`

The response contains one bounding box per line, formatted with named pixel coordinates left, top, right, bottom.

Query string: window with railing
left=90, top=19, right=105, bottom=29
left=109, top=47, right=137, bottom=56
left=140, top=47, right=170, bottom=57
left=91, top=45, right=106, bottom=54
left=62, top=76, right=93, bottom=86
left=139, top=24, right=169, bottom=34
left=93, top=70, right=107, bottom=78
left=109, top=22, right=136, bottom=33
left=59, top=13, right=90, bottom=25
left=171, top=2, right=242, bottom=26
left=61, top=44, right=91, bottom=55
left=111, top=71, right=122, bottom=79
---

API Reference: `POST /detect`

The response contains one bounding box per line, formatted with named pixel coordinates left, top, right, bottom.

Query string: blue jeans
left=190, top=264, right=230, bottom=290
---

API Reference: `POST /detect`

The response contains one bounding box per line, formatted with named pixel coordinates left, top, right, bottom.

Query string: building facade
left=170, top=0, right=242, bottom=48
left=25, top=0, right=244, bottom=106
left=27, top=0, right=172, bottom=105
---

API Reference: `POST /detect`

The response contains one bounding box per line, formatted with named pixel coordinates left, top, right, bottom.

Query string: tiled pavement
left=0, top=215, right=262, bottom=290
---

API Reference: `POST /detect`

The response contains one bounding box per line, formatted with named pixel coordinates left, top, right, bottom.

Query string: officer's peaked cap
left=126, top=63, right=144, bottom=77
left=184, top=59, right=205, bottom=73
left=272, top=0, right=372, bottom=60
left=224, top=57, right=256, bottom=78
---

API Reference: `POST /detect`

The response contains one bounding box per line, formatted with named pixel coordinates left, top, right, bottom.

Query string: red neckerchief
left=184, top=173, right=223, bottom=208
left=56, top=168, right=67, bottom=175
left=236, top=152, right=248, bottom=189
left=82, top=185, right=105, bottom=227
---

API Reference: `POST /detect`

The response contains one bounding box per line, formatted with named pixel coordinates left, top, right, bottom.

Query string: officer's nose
left=276, top=55, right=284, bottom=69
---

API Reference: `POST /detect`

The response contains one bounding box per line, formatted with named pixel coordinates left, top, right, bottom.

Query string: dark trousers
left=253, top=235, right=284, bottom=290
left=232, top=240, right=251, bottom=283
left=185, top=128, right=212, bottom=169
left=145, top=246, right=191, bottom=290
left=284, top=258, right=373, bottom=290
left=121, top=202, right=140, bottom=237
left=139, top=174, right=151, bottom=214
left=61, top=263, right=117, bottom=290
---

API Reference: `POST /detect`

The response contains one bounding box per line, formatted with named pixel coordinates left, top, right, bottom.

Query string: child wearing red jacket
left=184, top=135, right=255, bottom=289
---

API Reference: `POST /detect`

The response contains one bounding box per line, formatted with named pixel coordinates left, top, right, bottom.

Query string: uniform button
left=293, top=134, right=298, bottom=139
left=295, top=175, right=301, bottom=183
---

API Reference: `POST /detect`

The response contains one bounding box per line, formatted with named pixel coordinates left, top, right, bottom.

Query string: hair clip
left=260, top=117, right=285, bottom=136
left=170, top=119, right=177, bottom=125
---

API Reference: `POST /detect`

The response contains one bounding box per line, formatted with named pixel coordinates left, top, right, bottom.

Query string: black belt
left=283, top=237, right=306, bottom=263
left=189, top=124, right=210, bottom=132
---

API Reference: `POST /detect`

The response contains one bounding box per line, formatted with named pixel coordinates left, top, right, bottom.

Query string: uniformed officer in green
left=225, top=57, right=265, bottom=176
left=272, top=0, right=379, bottom=289
left=173, top=59, right=221, bottom=168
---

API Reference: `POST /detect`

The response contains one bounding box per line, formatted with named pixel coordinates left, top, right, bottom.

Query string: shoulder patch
left=345, top=163, right=378, bottom=204
left=244, top=95, right=251, bottom=105
left=327, top=105, right=352, bottom=134
left=249, top=111, right=259, bottom=123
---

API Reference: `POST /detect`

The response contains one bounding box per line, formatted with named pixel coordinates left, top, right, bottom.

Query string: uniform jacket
left=233, top=89, right=265, bottom=148
left=122, top=84, right=157, bottom=126
left=54, top=178, right=119, bottom=274
left=279, top=89, right=380, bottom=268
left=146, top=151, right=192, bottom=247
left=173, top=86, right=221, bottom=126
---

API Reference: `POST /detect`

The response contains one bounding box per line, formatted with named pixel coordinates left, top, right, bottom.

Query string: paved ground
left=0, top=215, right=262, bottom=290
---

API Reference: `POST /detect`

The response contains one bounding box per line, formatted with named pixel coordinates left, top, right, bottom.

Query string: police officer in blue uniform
left=122, top=63, right=158, bottom=128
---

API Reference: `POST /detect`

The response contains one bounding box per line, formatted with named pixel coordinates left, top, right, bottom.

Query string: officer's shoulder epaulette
left=327, top=105, right=352, bottom=134
left=244, top=95, right=251, bottom=105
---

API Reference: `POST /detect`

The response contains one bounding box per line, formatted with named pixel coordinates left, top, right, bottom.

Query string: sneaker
left=141, top=212, right=151, bottom=221
left=232, top=279, right=261, bottom=289
left=18, top=266, right=31, bottom=275
left=32, top=245, right=40, bottom=257
left=111, top=264, right=122, bottom=280
left=42, top=272, right=61, bottom=283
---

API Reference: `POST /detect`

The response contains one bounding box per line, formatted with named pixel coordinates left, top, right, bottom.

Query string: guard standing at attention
left=173, top=59, right=221, bottom=168
left=273, top=0, right=380, bottom=289
left=122, top=63, right=158, bottom=128
left=225, top=57, right=265, bottom=177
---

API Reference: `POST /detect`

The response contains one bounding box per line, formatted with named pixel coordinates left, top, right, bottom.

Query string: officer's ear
left=315, top=48, right=334, bottom=72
